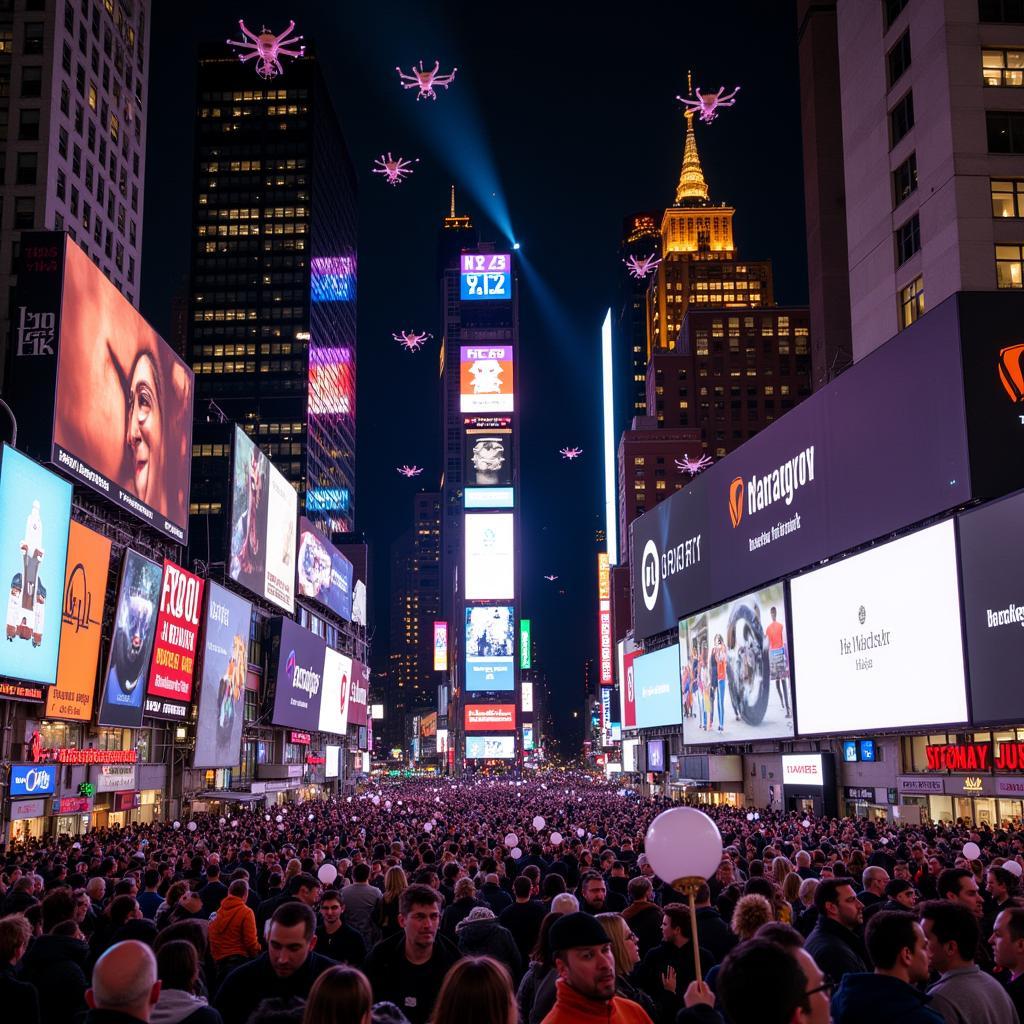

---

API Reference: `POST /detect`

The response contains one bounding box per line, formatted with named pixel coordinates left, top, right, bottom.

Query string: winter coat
left=363, top=930, right=462, bottom=1024
left=208, top=894, right=260, bottom=962
left=150, top=988, right=224, bottom=1024
left=831, top=972, right=945, bottom=1024
left=20, top=932, right=89, bottom=1023
left=456, top=917, right=522, bottom=977
left=540, top=978, right=653, bottom=1024
left=804, top=916, right=868, bottom=985
left=480, top=881, right=514, bottom=915
left=0, top=964, right=39, bottom=1024
left=213, top=950, right=335, bottom=1024
left=694, top=906, right=737, bottom=964
left=517, top=961, right=554, bottom=1024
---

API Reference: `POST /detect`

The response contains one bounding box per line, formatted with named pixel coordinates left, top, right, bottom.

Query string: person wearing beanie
left=540, top=912, right=652, bottom=1023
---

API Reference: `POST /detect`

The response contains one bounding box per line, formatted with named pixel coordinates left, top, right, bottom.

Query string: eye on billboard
left=48, top=521, right=111, bottom=721
left=465, top=704, right=516, bottom=731
left=466, top=735, right=515, bottom=759
left=229, top=427, right=297, bottom=612
left=460, top=252, right=511, bottom=300
left=466, top=606, right=515, bottom=691
left=145, top=561, right=204, bottom=720
left=460, top=348, right=514, bottom=413
left=268, top=617, right=326, bottom=730
left=297, top=517, right=353, bottom=620
left=433, top=621, right=448, bottom=672
left=0, top=446, right=72, bottom=686
left=632, top=644, right=682, bottom=730
left=318, top=646, right=353, bottom=735
left=97, top=550, right=164, bottom=728
left=465, top=416, right=513, bottom=486
left=193, top=582, right=252, bottom=769
left=465, top=513, right=514, bottom=601
left=789, top=520, right=967, bottom=735
left=679, top=581, right=793, bottom=746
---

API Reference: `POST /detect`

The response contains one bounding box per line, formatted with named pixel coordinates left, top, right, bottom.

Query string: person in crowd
left=480, top=873, right=514, bottom=915
left=301, top=963, right=373, bottom=1024
left=209, top=878, right=261, bottom=981
left=152, top=940, right=222, bottom=1024
left=139, top=871, right=164, bottom=922
left=621, top=877, right=664, bottom=959
left=859, top=866, right=891, bottom=908
left=85, top=941, right=162, bottom=1024
left=20, top=889, right=91, bottom=1021
left=597, top=911, right=657, bottom=1020
left=432, top=955, right=518, bottom=1024
left=197, top=864, right=228, bottom=920
left=804, top=878, right=868, bottom=984
left=990, top=905, right=1024, bottom=1020
left=0, top=913, right=39, bottom=1024
left=375, top=867, right=407, bottom=940
left=579, top=870, right=626, bottom=915
left=341, top=863, right=382, bottom=950
left=517, top=911, right=565, bottom=1024
left=730, top=894, right=775, bottom=942
left=315, top=889, right=366, bottom=967
left=499, top=874, right=547, bottom=966
left=256, top=875, right=321, bottom=941
left=455, top=905, right=521, bottom=978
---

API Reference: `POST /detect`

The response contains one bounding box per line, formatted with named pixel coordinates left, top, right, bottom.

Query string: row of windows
left=200, top=89, right=308, bottom=103
left=192, top=359, right=307, bottom=375
left=193, top=307, right=304, bottom=322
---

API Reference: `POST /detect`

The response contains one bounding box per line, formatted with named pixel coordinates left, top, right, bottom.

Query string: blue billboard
left=465, top=605, right=515, bottom=691
left=632, top=644, right=682, bottom=729
left=460, top=252, right=511, bottom=300
left=10, top=763, right=56, bottom=797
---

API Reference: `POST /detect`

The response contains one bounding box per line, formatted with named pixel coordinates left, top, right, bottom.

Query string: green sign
left=78, top=782, right=95, bottom=797
left=520, top=619, right=531, bottom=669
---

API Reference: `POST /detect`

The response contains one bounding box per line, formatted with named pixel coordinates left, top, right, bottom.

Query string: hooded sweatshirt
left=150, top=989, right=222, bottom=1024
left=832, top=972, right=945, bottom=1024
left=208, top=894, right=260, bottom=961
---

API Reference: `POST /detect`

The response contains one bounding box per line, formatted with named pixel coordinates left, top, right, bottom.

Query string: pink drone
left=397, top=465, right=424, bottom=478
left=543, top=575, right=559, bottom=582
left=624, top=254, right=662, bottom=280
left=373, top=153, right=419, bottom=187
left=559, top=447, right=583, bottom=460
left=396, top=60, right=458, bottom=101
left=393, top=330, right=432, bottom=352
left=226, top=20, right=305, bottom=79
left=675, top=453, right=714, bottom=476
left=677, top=85, right=740, bottom=124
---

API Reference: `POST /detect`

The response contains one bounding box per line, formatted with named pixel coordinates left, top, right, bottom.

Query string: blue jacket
left=832, top=972, right=945, bottom=1024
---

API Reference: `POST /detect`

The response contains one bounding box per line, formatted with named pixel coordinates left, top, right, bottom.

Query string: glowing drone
left=543, top=575, right=559, bottom=582
left=675, top=453, right=715, bottom=476
left=677, top=85, right=740, bottom=124
left=396, top=60, right=457, bottom=101
left=396, top=465, right=424, bottom=478
left=624, top=254, right=662, bottom=279
left=226, top=20, right=305, bottom=79
left=393, top=330, right=432, bottom=352
left=559, top=447, right=583, bottom=461
left=373, top=153, right=420, bottom=187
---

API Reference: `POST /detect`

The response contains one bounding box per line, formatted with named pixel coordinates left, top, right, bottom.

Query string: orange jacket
left=209, top=894, right=260, bottom=961
left=541, top=979, right=653, bottom=1023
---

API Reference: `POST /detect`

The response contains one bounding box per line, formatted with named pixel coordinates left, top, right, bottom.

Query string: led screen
left=632, top=644, right=682, bottom=729
left=523, top=723, right=535, bottom=751
left=347, top=658, right=369, bottom=727
left=0, top=446, right=72, bottom=685
left=521, top=681, right=534, bottom=713
left=145, top=560, right=204, bottom=720
left=647, top=739, right=666, bottom=772
left=433, top=621, right=448, bottom=672
left=325, top=744, right=340, bottom=778
left=460, top=347, right=513, bottom=413
left=421, top=712, right=437, bottom=737
left=465, top=513, right=514, bottom=600
left=460, top=252, right=511, bottom=300
left=465, top=487, right=514, bottom=509
left=297, top=517, right=353, bottom=619
left=269, top=617, right=325, bottom=730
left=466, top=734, right=515, bottom=759
left=464, top=416, right=513, bottom=486
left=229, top=427, right=297, bottom=612
left=97, top=550, right=163, bottom=728
left=782, top=753, right=824, bottom=787
left=52, top=240, right=193, bottom=542
left=679, top=582, right=793, bottom=745
left=465, top=704, right=516, bottom=731
left=790, top=521, right=967, bottom=734
left=318, top=646, right=352, bottom=735
left=465, top=605, right=515, bottom=691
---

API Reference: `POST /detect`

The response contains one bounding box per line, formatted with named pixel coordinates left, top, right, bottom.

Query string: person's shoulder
left=610, top=993, right=654, bottom=1022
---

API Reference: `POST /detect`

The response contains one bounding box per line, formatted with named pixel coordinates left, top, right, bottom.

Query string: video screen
left=466, top=734, right=515, bottom=759
left=269, top=617, right=326, bottom=730
left=464, top=416, right=513, bottom=487
left=782, top=753, right=824, bottom=787
left=318, top=646, right=353, bottom=735
left=647, top=739, right=666, bottom=772
left=460, top=346, right=514, bottom=413
left=145, top=560, right=204, bottom=720
left=53, top=240, right=193, bottom=542
left=465, top=513, right=514, bottom=601
left=790, top=520, right=967, bottom=734
left=679, top=582, right=794, bottom=746
left=347, top=658, right=369, bottom=727
left=632, top=644, right=682, bottom=729
left=465, top=487, right=514, bottom=509
left=297, top=517, right=353, bottom=620
left=465, top=704, right=516, bottom=730
left=465, top=605, right=515, bottom=691
left=460, top=253, right=511, bottom=301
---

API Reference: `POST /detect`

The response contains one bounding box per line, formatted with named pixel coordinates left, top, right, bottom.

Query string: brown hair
left=431, top=956, right=515, bottom=1024
left=0, top=914, right=31, bottom=961
left=302, top=965, right=372, bottom=1024
left=731, top=894, right=775, bottom=940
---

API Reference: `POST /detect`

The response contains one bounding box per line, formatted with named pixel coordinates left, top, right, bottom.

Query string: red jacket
left=209, top=894, right=260, bottom=961
left=541, top=978, right=653, bottom=1023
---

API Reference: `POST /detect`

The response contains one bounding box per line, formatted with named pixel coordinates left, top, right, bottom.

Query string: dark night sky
left=142, top=2, right=808, bottom=752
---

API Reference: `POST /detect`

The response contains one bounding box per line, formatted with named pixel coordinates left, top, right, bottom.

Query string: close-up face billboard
left=464, top=416, right=513, bottom=487
left=297, top=516, right=353, bottom=620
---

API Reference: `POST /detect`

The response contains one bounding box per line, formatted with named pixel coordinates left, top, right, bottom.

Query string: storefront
left=843, top=786, right=896, bottom=820
left=52, top=796, right=92, bottom=837
left=90, top=764, right=138, bottom=827
left=9, top=798, right=48, bottom=842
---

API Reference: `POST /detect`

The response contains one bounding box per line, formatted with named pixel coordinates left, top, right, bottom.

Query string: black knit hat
left=549, top=911, right=611, bottom=952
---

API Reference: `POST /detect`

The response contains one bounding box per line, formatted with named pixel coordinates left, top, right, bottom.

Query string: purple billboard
left=297, top=517, right=353, bottom=620
left=268, top=617, right=326, bottom=730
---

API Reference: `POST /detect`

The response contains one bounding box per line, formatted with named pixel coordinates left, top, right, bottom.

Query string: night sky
left=142, top=2, right=808, bottom=754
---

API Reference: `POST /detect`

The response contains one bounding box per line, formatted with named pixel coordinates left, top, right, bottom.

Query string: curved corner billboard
left=269, top=617, right=325, bottom=730
left=297, top=517, right=353, bottom=620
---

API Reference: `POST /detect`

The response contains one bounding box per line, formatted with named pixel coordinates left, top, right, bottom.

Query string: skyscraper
left=618, top=213, right=661, bottom=421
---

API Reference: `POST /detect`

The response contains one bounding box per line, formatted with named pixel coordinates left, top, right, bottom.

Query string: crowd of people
left=1, top=770, right=1024, bottom=1023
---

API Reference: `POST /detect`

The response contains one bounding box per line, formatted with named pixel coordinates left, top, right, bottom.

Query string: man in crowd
left=0, top=913, right=39, bottom=1024
left=622, top=876, right=665, bottom=958
left=84, top=941, right=161, bottom=1024
left=859, top=866, right=891, bottom=909
left=315, top=888, right=366, bottom=966
left=693, top=883, right=737, bottom=964
left=804, top=878, right=868, bottom=984
left=255, top=872, right=320, bottom=939
left=989, top=905, right=1024, bottom=1019
left=499, top=875, right=547, bottom=965
left=341, top=861, right=382, bottom=948
left=208, top=877, right=261, bottom=982
left=635, top=902, right=715, bottom=1022
left=580, top=870, right=625, bottom=915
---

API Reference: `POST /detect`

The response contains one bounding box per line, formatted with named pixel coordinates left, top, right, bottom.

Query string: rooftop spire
left=443, top=185, right=472, bottom=229
left=675, top=71, right=709, bottom=206
left=450, top=184, right=456, bottom=218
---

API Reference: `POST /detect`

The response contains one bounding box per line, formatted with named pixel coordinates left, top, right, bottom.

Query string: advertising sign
left=782, top=754, right=824, bottom=787
left=347, top=658, right=370, bottom=728
left=420, top=712, right=438, bottom=737
left=318, top=647, right=352, bottom=735
left=465, top=513, right=514, bottom=600
left=297, top=517, right=353, bottom=619
left=325, top=744, right=340, bottom=779
left=193, top=582, right=251, bottom=769
left=523, top=723, right=535, bottom=751
left=11, top=798, right=46, bottom=820
left=465, top=704, right=516, bottom=731
left=229, top=427, right=297, bottom=612
left=842, top=741, right=858, bottom=763
left=465, top=487, right=514, bottom=509
left=632, top=644, right=681, bottom=729
left=466, top=735, right=515, bottom=758
left=48, top=522, right=111, bottom=721
left=790, top=521, right=967, bottom=735
left=94, top=764, right=136, bottom=792
left=460, top=252, right=511, bottom=300
left=269, top=617, right=326, bottom=730
left=679, top=582, right=793, bottom=745
left=599, top=602, right=613, bottom=685
left=465, top=605, right=515, bottom=690
left=958, top=489, right=1024, bottom=725
left=97, top=550, right=163, bottom=728
left=520, top=619, right=531, bottom=669
left=433, top=621, right=448, bottom=672
left=145, top=560, right=203, bottom=720
left=10, top=763, right=56, bottom=796
left=460, top=347, right=514, bottom=413
left=647, top=740, right=666, bottom=773
left=859, top=740, right=876, bottom=762
left=618, top=640, right=640, bottom=730
left=352, top=579, right=367, bottom=626
left=630, top=310, right=973, bottom=639
left=0, top=446, right=72, bottom=685
left=521, top=680, right=534, bottom=713
left=464, top=416, right=513, bottom=486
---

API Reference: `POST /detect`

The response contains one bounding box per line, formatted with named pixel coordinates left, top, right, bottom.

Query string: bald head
left=87, top=941, right=160, bottom=1021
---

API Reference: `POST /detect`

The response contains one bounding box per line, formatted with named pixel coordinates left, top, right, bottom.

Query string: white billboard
left=318, top=647, right=353, bottom=735
left=521, top=681, right=534, bottom=713
left=781, top=753, right=823, bottom=788
left=465, top=735, right=515, bottom=759
left=325, top=744, right=340, bottom=778
left=465, top=513, right=514, bottom=600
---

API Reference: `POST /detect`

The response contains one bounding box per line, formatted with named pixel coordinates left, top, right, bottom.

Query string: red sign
left=146, top=560, right=204, bottom=717
left=306, top=755, right=325, bottom=765
left=53, top=796, right=91, bottom=813
left=620, top=648, right=639, bottom=729
left=926, top=741, right=1024, bottom=773
left=465, top=704, right=516, bottom=731
left=113, top=791, right=141, bottom=811
left=31, top=739, right=137, bottom=765
left=347, top=659, right=369, bottom=727
left=290, top=731, right=311, bottom=745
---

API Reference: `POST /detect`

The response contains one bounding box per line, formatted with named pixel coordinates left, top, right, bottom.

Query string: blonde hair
left=731, top=894, right=774, bottom=940
left=596, top=912, right=633, bottom=976
left=383, top=865, right=408, bottom=902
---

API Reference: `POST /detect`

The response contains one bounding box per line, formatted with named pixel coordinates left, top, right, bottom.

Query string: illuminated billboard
left=433, top=621, right=448, bottom=672
left=464, top=416, right=513, bottom=486
left=466, top=734, right=515, bottom=759
left=229, top=427, right=297, bottom=612
left=420, top=712, right=438, bottom=737
left=297, top=517, right=353, bottom=620
left=319, top=646, right=353, bottom=735
left=460, top=252, right=511, bottom=300
left=347, top=658, right=370, bottom=728
left=269, top=617, right=326, bottom=730
left=521, top=680, right=534, bottom=713
left=466, top=605, right=515, bottom=691
left=0, top=446, right=72, bottom=686
left=520, top=619, right=531, bottom=669
left=460, top=347, right=513, bottom=413
left=465, top=513, right=514, bottom=600
left=465, top=487, right=514, bottom=509
left=311, top=256, right=355, bottom=303
left=523, top=724, right=535, bottom=751
left=145, top=560, right=204, bottom=720
left=465, top=704, right=516, bottom=731
left=632, top=644, right=682, bottom=730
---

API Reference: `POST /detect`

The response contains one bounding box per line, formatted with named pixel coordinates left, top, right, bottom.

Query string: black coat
left=636, top=940, right=717, bottom=1024
left=363, top=930, right=462, bottom=1024
left=20, top=932, right=89, bottom=1023
left=315, top=922, right=367, bottom=966
left=0, top=965, right=39, bottom=1024
left=694, top=906, right=737, bottom=964
left=804, top=916, right=868, bottom=984
left=499, top=899, right=547, bottom=963
left=214, top=950, right=336, bottom=1024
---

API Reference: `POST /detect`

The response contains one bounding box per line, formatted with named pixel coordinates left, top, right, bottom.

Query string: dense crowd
left=2, top=771, right=1024, bottom=1023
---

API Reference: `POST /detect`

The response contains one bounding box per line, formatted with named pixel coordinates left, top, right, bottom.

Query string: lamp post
left=644, top=806, right=724, bottom=983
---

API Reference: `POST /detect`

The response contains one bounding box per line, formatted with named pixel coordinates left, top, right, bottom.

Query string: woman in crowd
left=375, top=866, right=407, bottom=939
left=432, top=956, right=517, bottom=1024
left=302, top=964, right=373, bottom=1024
left=596, top=911, right=657, bottom=1020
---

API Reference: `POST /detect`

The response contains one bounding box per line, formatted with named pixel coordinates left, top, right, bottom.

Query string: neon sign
left=460, top=253, right=511, bottom=300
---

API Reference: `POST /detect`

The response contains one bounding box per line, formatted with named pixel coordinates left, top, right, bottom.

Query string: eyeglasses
left=807, top=978, right=835, bottom=999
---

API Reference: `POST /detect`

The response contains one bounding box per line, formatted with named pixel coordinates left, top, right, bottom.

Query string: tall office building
left=618, top=213, right=661, bottom=421
left=186, top=46, right=357, bottom=536
left=0, top=0, right=149, bottom=375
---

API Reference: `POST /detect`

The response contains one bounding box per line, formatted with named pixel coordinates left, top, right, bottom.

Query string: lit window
left=899, top=275, right=924, bottom=328
left=996, top=244, right=1024, bottom=287
left=983, top=48, right=1024, bottom=87
left=991, top=178, right=1024, bottom=217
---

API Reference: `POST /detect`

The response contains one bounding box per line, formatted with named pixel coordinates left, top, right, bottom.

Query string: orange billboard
left=46, top=521, right=112, bottom=721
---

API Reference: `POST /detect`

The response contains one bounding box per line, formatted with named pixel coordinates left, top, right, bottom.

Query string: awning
left=195, top=790, right=264, bottom=803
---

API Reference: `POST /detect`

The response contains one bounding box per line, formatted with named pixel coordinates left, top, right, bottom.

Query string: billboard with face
left=0, top=446, right=72, bottom=686
left=193, top=582, right=252, bottom=769
left=297, top=517, right=353, bottom=620
left=465, top=513, right=514, bottom=601
left=229, top=427, right=296, bottom=612
left=97, top=550, right=163, bottom=727
left=460, top=346, right=514, bottom=413
left=466, top=605, right=515, bottom=691
left=145, top=560, right=204, bottom=720
left=464, top=416, right=513, bottom=487
left=269, top=617, right=325, bottom=730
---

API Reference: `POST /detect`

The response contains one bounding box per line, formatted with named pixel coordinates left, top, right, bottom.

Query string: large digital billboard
left=460, top=347, right=514, bottom=413
left=632, top=644, right=682, bottom=729
left=97, top=550, right=163, bottom=728
left=433, top=622, right=448, bottom=672
left=297, top=517, right=353, bottom=620
left=465, top=704, right=516, bottom=731
left=460, top=252, right=511, bottom=300
left=193, top=582, right=251, bottom=768
left=145, top=560, right=204, bottom=720
left=958, top=489, right=1024, bottom=725
left=52, top=240, right=193, bottom=542
left=48, top=521, right=111, bottom=721
left=464, top=416, right=513, bottom=486
left=790, top=521, right=967, bottom=735
left=465, top=487, right=514, bottom=509
left=318, top=646, right=353, bottom=735
left=0, top=446, right=72, bottom=686
left=229, top=427, right=297, bottom=612
left=466, top=606, right=515, bottom=691
left=466, top=735, right=515, bottom=759
left=465, top=513, right=514, bottom=600
left=680, top=582, right=794, bottom=745
left=347, top=658, right=369, bottom=727
left=269, top=617, right=325, bottom=730
left=618, top=641, right=639, bottom=730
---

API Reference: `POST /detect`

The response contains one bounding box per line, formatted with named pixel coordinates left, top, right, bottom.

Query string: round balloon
left=645, top=807, right=723, bottom=883
left=318, top=864, right=338, bottom=885
left=1006, top=860, right=1023, bottom=878
left=172, top=821, right=181, bottom=830
left=275, top=815, right=283, bottom=823
left=533, top=816, right=546, bottom=830
left=963, top=842, right=981, bottom=861
left=576, top=828, right=586, bottom=838
left=187, top=821, right=197, bottom=832
left=505, top=832, right=518, bottom=848
left=550, top=832, right=564, bottom=846
left=511, top=847, right=523, bottom=860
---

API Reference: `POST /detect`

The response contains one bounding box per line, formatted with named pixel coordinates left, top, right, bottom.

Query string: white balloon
left=265, top=814, right=271, bottom=822
left=424, top=822, right=433, bottom=832
left=576, top=828, right=585, bottom=838
left=511, top=847, right=523, bottom=860
left=372, top=796, right=381, bottom=806
left=645, top=807, right=723, bottom=882
left=347, top=797, right=352, bottom=803
left=802, top=819, right=811, bottom=828
left=308, top=813, right=315, bottom=821
left=880, top=837, right=889, bottom=845
left=385, top=801, right=392, bottom=811
left=746, top=813, right=754, bottom=822
left=1005, top=860, right=1023, bottom=878
left=277, top=823, right=286, bottom=831
left=533, top=816, right=546, bottom=830
left=963, top=842, right=981, bottom=861
left=550, top=832, right=564, bottom=846
left=276, top=815, right=283, bottom=823
left=172, top=821, right=181, bottom=830
left=505, top=832, right=518, bottom=848
left=753, top=813, right=760, bottom=821
left=318, top=863, right=338, bottom=885
left=187, top=821, right=197, bottom=832
left=231, top=820, right=239, bottom=828
left=219, top=818, right=226, bottom=826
